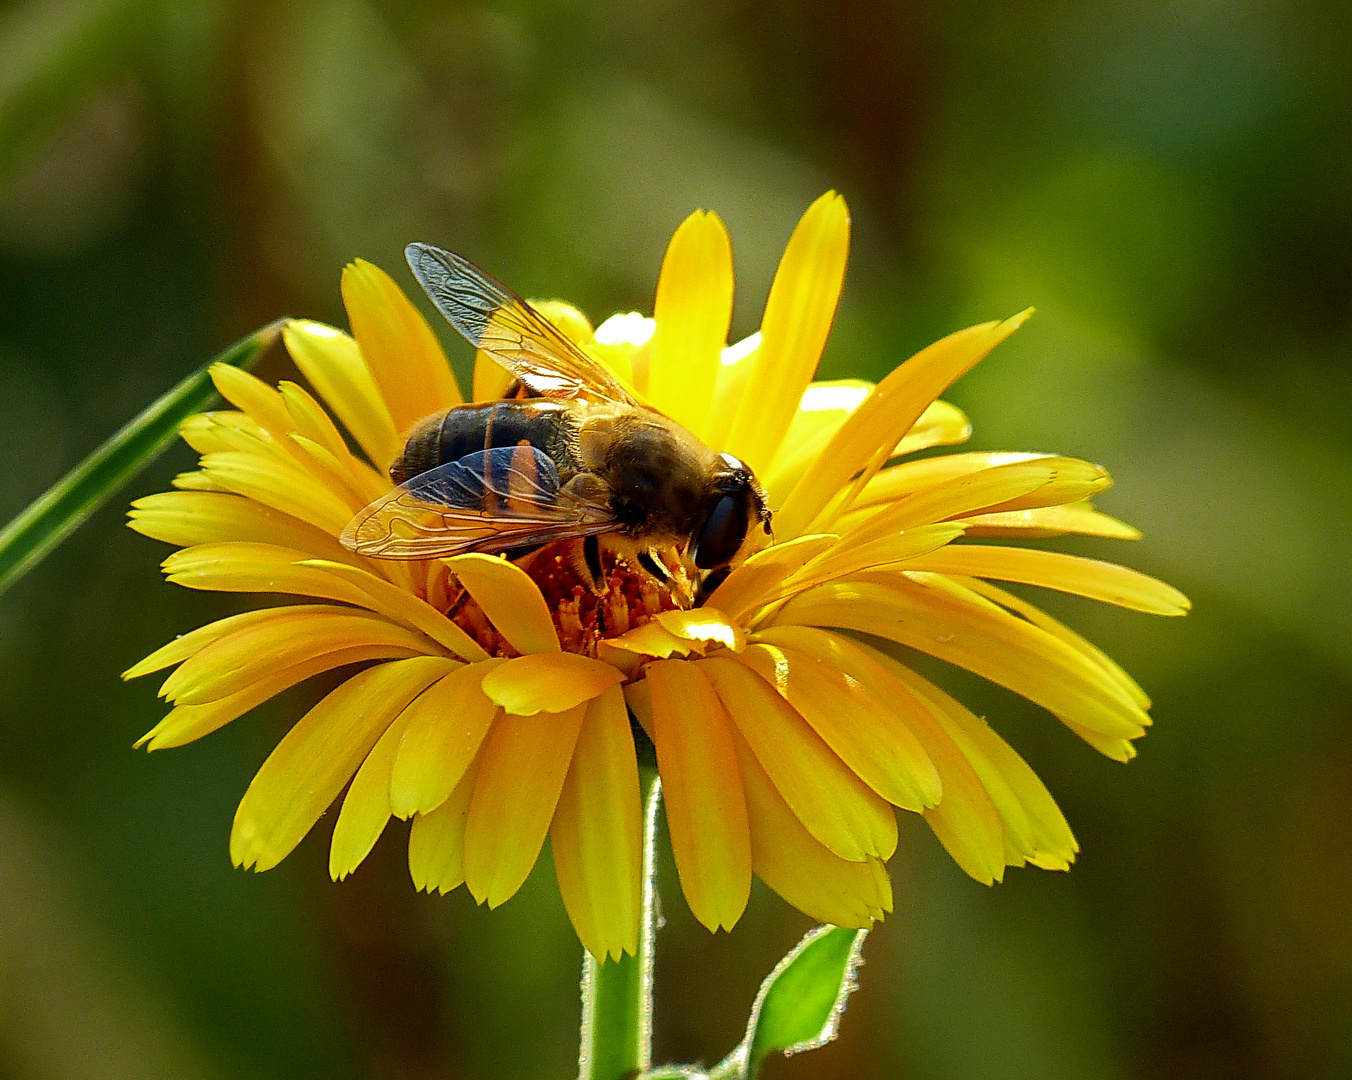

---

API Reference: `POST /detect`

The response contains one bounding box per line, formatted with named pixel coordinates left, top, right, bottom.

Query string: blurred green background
left=2, top=0, right=1350, bottom=1077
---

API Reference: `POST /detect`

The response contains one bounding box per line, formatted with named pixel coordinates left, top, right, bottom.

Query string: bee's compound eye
left=694, top=494, right=749, bottom=570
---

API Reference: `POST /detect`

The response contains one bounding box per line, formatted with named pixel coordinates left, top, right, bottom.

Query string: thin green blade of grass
left=0, top=319, right=283, bottom=596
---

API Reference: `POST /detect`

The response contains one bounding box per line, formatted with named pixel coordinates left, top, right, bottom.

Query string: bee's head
left=690, top=454, right=772, bottom=571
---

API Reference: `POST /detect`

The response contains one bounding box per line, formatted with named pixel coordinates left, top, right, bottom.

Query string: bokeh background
left=2, top=0, right=1350, bottom=1077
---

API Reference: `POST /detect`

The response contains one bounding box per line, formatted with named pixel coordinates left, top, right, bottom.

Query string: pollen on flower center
left=442, top=541, right=679, bottom=658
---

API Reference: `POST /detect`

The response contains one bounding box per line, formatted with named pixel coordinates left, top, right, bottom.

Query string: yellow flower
left=125, top=192, right=1188, bottom=962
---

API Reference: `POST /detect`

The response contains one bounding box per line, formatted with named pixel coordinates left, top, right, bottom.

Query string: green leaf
left=716, top=925, right=869, bottom=1079
left=0, top=320, right=283, bottom=597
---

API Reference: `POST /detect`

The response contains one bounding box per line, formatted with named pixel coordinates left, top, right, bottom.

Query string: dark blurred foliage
left=1, top=0, right=1350, bottom=1077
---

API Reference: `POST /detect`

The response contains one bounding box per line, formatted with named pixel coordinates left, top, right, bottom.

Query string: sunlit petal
left=408, top=757, right=481, bottom=894
left=756, top=626, right=1006, bottom=885
left=282, top=319, right=403, bottom=471
left=480, top=653, right=623, bottom=714
left=730, top=722, right=890, bottom=928
left=647, top=210, right=733, bottom=434
left=725, top=192, right=850, bottom=474
left=733, top=642, right=941, bottom=811
left=462, top=706, right=586, bottom=907
left=771, top=574, right=1151, bottom=749
left=550, top=686, right=642, bottom=961
left=160, top=608, right=444, bottom=706
left=646, top=660, right=751, bottom=932
left=697, top=655, right=896, bottom=861
left=329, top=699, right=416, bottom=880
left=390, top=660, right=504, bottom=818
left=341, top=258, right=463, bottom=433
left=862, top=645, right=1079, bottom=870
left=902, top=545, right=1190, bottom=615
left=444, top=553, right=560, bottom=654
left=137, top=644, right=421, bottom=751
left=775, top=310, right=1032, bottom=541
left=231, top=656, right=454, bottom=871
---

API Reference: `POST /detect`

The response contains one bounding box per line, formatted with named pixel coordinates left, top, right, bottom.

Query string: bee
left=339, top=243, right=771, bottom=602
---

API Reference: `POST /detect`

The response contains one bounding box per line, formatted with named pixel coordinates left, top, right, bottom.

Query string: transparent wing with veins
left=405, top=242, right=641, bottom=407
left=341, top=446, right=618, bottom=559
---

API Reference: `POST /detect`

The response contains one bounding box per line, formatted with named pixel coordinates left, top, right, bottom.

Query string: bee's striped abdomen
left=389, top=401, right=578, bottom=486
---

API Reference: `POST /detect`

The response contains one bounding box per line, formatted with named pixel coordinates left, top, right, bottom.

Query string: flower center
left=442, top=540, right=679, bottom=658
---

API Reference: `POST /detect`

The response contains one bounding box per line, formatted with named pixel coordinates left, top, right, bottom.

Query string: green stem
left=579, top=766, right=661, bottom=1080
left=0, top=319, right=282, bottom=596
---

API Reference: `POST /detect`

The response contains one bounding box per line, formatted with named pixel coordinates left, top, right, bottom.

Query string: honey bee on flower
left=125, top=192, right=1188, bottom=962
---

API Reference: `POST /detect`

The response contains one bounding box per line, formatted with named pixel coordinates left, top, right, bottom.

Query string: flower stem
left=579, top=765, right=662, bottom=1080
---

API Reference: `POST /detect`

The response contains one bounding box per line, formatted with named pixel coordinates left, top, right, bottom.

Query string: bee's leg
left=636, top=546, right=696, bottom=609
left=563, top=536, right=608, bottom=596
left=584, top=536, right=604, bottom=587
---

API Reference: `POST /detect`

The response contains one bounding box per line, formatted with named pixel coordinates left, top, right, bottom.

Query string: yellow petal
left=701, top=332, right=759, bottom=449
left=646, top=210, right=733, bottom=434
left=959, top=576, right=1150, bottom=709
left=277, top=380, right=349, bottom=459
left=646, top=659, right=751, bottom=932
left=137, top=644, right=416, bottom=751
left=903, top=545, right=1189, bottom=616
left=128, top=491, right=358, bottom=564
left=199, top=450, right=354, bottom=537
left=329, top=699, right=416, bottom=880
left=122, top=606, right=314, bottom=680
left=230, top=656, right=454, bottom=871
left=744, top=522, right=966, bottom=615
left=209, top=363, right=294, bottom=436
left=534, top=299, right=596, bottom=346
left=389, top=660, right=505, bottom=817
left=756, top=626, right=1006, bottom=885
left=282, top=319, right=403, bottom=471
left=729, top=723, right=888, bottom=928
left=833, top=460, right=1060, bottom=549
left=589, top=314, right=646, bottom=393
left=171, top=470, right=227, bottom=492
left=654, top=608, right=745, bottom=652
left=550, top=686, right=643, bottom=961
left=863, top=646, right=1079, bottom=870
left=408, top=757, right=480, bottom=893
left=772, top=574, right=1150, bottom=745
left=775, top=311, right=1032, bottom=541
left=762, top=380, right=874, bottom=508
left=850, top=452, right=1066, bottom=512
left=473, top=351, right=515, bottom=403
left=703, top=533, right=838, bottom=622
left=162, top=543, right=376, bottom=606
left=299, top=559, right=488, bottom=661
left=1061, top=718, right=1138, bottom=762
left=604, top=619, right=700, bottom=660
left=179, top=411, right=278, bottom=458
left=278, top=380, right=390, bottom=505
left=734, top=642, right=941, bottom=811
left=724, top=192, right=850, bottom=475
left=623, top=678, right=655, bottom=741
left=894, top=399, right=973, bottom=456
left=480, top=653, right=623, bottom=715
left=342, top=258, right=463, bottom=434
left=462, top=706, right=586, bottom=907
left=697, top=656, right=896, bottom=862
left=161, top=608, right=443, bottom=706
left=960, top=501, right=1142, bottom=541
left=764, top=391, right=971, bottom=510
left=444, top=553, right=559, bottom=654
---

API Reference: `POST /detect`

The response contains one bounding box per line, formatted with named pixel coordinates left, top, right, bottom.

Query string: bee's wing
left=341, top=445, right=618, bottom=559
left=406, top=242, right=641, bottom=407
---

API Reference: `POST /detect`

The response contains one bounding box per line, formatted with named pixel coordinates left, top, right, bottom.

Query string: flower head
left=127, top=192, right=1187, bottom=961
